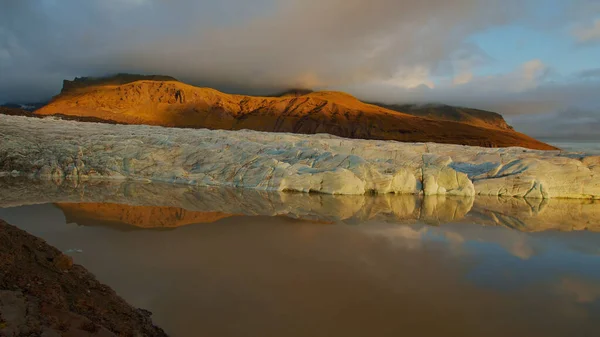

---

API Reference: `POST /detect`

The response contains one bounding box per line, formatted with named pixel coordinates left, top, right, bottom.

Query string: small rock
left=41, top=328, right=62, bottom=337
left=53, top=254, right=73, bottom=271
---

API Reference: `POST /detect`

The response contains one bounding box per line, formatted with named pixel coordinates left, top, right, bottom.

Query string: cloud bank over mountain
left=0, top=0, right=599, bottom=138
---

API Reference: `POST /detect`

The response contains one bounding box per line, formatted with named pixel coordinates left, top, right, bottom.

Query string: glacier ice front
left=1, top=115, right=599, bottom=199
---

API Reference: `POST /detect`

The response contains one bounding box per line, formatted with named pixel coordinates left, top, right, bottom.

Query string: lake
left=544, top=139, right=600, bottom=155
left=1, top=179, right=599, bottom=337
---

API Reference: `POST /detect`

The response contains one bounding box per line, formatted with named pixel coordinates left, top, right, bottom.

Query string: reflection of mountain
left=468, top=197, right=600, bottom=232
left=1, top=179, right=599, bottom=231
left=57, top=203, right=234, bottom=228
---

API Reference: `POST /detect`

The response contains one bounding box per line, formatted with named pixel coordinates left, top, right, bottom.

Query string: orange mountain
left=371, top=103, right=514, bottom=131
left=33, top=75, right=556, bottom=150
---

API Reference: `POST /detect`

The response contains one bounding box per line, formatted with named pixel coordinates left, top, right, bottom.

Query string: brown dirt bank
left=33, top=76, right=557, bottom=150
left=0, top=219, right=167, bottom=337
left=0, top=107, right=35, bottom=118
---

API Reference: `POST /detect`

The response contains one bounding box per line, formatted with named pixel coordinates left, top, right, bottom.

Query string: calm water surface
left=544, top=139, right=600, bottom=155
left=1, top=180, right=599, bottom=337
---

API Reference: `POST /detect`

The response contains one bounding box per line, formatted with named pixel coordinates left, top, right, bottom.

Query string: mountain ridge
left=60, top=73, right=178, bottom=94
left=370, top=103, right=513, bottom=131
left=28, top=74, right=557, bottom=150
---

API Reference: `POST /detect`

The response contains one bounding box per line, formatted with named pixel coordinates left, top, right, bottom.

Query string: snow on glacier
left=1, top=115, right=599, bottom=199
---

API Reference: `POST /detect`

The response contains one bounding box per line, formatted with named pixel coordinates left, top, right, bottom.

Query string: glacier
left=1, top=115, right=599, bottom=199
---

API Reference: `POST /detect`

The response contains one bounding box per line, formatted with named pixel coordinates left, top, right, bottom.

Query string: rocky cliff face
left=1, top=115, right=598, bottom=198
left=34, top=76, right=555, bottom=150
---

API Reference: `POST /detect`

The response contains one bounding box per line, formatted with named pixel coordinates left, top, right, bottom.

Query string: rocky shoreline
left=0, top=219, right=167, bottom=336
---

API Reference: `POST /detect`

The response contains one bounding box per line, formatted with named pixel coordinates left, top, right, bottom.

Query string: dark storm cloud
left=492, top=82, right=600, bottom=140
left=577, top=68, right=600, bottom=80
left=0, top=0, right=524, bottom=102
left=508, top=108, right=600, bottom=141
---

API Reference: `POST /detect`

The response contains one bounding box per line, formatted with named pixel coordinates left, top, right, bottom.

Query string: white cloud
left=573, top=18, right=600, bottom=42
left=521, top=59, right=546, bottom=82
left=383, top=67, right=436, bottom=89
left=453, top=72, right=474, bottom=85
left=342, top=59, right=554, bottom=107
left=335, top=60, right=600, bottom=139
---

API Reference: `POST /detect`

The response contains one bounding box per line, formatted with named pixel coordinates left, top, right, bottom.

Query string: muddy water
left=1, top=182, right=600, bottom=337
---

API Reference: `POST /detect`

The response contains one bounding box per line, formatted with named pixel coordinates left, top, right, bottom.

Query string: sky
left=0, top=0, right=599, bottom=139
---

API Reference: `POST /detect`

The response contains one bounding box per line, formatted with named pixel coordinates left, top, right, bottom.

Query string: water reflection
left=1, top=179, right=600, bottom=336
left=57, top=203, right=236, bottom=229
left=0, top=204, right=599, bottom=337
left=1, top=178, right=599, bottom=231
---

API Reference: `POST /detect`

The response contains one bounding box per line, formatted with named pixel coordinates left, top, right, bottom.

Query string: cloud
left=508, top=107, right=600, bottom=141
left=0, top=0, right=524, bottom=102
left=382, top=67, right=436, bottom=89
left=334, top=60, right=600, bottom=139
left=577, top=68, right=600, bottom=79
left=0, top=0, right=598, bottom=141
left=116, top=0, right=527, bottom=90
left=340, top=59, right=561, bottom=111
left=573, top=18, right=600, bottom=43
left=453, top=72, right=474, bottom=85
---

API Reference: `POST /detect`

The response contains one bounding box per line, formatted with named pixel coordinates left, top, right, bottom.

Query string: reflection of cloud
left=365, top=224, right=537, bottom=260
left=366, top=226, right=428, bottom=250
left=507, top=237, right=534, bottom=260
left=442, top=230, right=466, bottom=255
left=444, top=231, right=465, bottom=245
left=558, top=278, right=600, bottom=303
left=366, top=225, right=469, bottom=254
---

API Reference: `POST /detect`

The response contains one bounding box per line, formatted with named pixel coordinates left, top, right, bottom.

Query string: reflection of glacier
left=1, top=179, right=598, bottom=231
left=2, top=115, right=600, bottom=198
